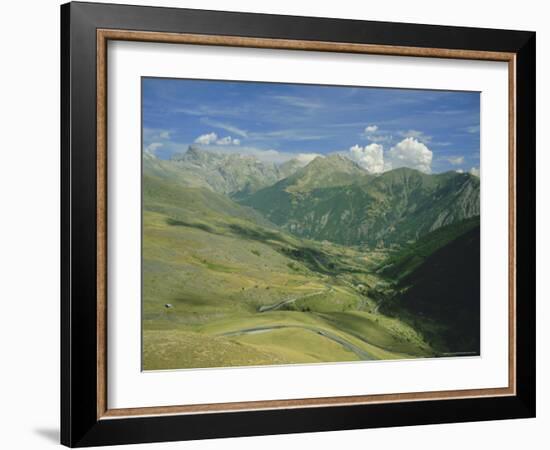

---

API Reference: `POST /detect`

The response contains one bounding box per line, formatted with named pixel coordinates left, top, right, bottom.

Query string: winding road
left=258, top=288, right=331, bottom=313
left=373, top=299, right=384, bottom=314
left=220, top=325, right=376, bottom=361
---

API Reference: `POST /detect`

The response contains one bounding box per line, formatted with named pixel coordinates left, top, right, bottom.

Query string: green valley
left=142, top=147, right=480, bottom=370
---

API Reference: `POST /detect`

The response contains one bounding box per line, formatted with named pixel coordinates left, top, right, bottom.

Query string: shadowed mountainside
left=381, top=225, right=481, bottom=353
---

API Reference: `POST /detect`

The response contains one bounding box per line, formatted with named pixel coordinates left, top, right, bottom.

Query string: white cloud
left=215, top=136, right=241, bottom=146
left=194, top=132, right=218, bottom=145
left=145, top=142, right=163, bottom=155
left=143, top=128, right=172, bottom=142
left=466, top=125, right=480, bottom=134
left=174, top=104, right=249, bottom=119
left=448, top=156, right=465, bottom=165
left=269, top=95, right=322, bottom=109
left=367, top=134, right=392, bottom=143
left=361, top=125, right=391, bottom=143
left=249, top=129, right=327, bottom=142
left=200, top=118, right=248, bottom=137
left=388, top=137, right=433, bottom=173
left=347, top=136, right=433, bottom=174
left=215, top=136, right=233, bottom=145
left=348, top=143, right=385, bottom=174
left=399, top=129, right=432, bottom=144
left=469, top=167, right=480, bottom=177
left=364, top=125, right=378, bottom=133
left=456, top=169, right=464, bottom=174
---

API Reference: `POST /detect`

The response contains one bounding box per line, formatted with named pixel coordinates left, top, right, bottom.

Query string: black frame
left=61, top=2, right=536, bottom=447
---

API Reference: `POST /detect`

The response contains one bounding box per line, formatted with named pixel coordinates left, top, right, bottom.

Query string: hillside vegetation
left=241, top=161, right=479, bottom=247
left=142, top=147, right=480, bottom=370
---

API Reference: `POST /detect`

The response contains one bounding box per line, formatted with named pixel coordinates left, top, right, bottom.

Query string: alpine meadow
left=141, top=78, right=481, bottom=370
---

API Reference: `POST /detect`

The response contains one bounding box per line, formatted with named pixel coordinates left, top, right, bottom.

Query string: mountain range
left=144, top=145, right=306, bottom=198
left=146, top=146, right=480, bottom=248
left=242, top=158, right=479, bottom=247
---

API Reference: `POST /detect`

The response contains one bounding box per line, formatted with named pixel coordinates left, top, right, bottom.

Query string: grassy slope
left=242, top=167, right=480, bottom=248
left=142, top=174, right=432, bottom=370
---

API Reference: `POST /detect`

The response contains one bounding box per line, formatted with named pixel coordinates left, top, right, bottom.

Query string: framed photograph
left=61, top=2, right=536, bottom=447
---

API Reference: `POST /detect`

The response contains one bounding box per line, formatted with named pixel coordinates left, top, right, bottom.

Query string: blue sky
left=142, top=77, right=480, bottom=174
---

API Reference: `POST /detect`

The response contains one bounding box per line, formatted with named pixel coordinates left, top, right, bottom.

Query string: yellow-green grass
left=143, top=318, right=396, bottom=370
left=143, top=210, right=328, bottom=320
left=229, top=328, right=361, bottom=364
left=317, top=311, right=434, bottom=356
left=288, top=285, right=366, bottom=313
left=144, top=311, right=425, bottom=368
left=142, top=177, right=433, bottom=369
left=196, top=310, right=424, bottom=361
left=143, top=329, right=286, bottom=370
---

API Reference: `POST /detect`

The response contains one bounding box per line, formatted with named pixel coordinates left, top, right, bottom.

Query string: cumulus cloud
left=143, top=128, right=172, bottom=152
left=361, top=124, right=392, bottom=143
left=364, top=125, right=378, bottom=133
left=215, top=136, right=233, bottom=145
left=387, top=137, right=433, bottom=173
left=215, top=135, right=241, bottom=146
left=194, top=132, right=218, bottom=145
left=346, top=136, right=433, bottom=174
left=469, top=167, right=480, bottom=177
left=191, top=129, right=434, bottom=174
left=456, top=169, right=464, bottom=174
left=195, top=131, right=241, bottom=146
left=448, top=156, right=465, bottom=165
left=348, top=143, right=385, bottom=174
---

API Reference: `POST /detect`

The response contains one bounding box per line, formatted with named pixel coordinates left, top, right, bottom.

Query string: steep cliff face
left=171, top=145, right=282, bottom=195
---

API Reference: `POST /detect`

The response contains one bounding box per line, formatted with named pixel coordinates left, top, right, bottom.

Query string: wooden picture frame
left=61, top=2, right=535, bottom=447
